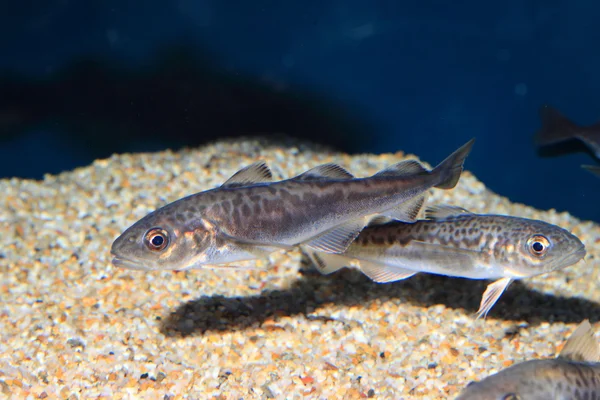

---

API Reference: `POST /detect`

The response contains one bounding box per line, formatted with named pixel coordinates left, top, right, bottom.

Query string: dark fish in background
left=455, top=319, right=600, bottom=399
left=582, top=165, right=600, bottom=178
left=535, top=104, right=600, bottom=162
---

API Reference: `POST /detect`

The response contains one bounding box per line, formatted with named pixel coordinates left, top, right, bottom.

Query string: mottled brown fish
left=536, top=104, right=600, bottom=163
left=110, top=139, right=474, bottom=271
left=306, top=205, right=586, bottom=318
left=455, top=320, right=600, bottom=399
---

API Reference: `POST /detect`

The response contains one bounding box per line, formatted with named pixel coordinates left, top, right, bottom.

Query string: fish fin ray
left=221, top=161, right=273, bottom=188
left=293, top=163, right=354, bottom=181
left=582, top=165, right=600, bottom=178
left=558, top=320, right=600, bottom=362
left=305, top=250, right=352, bottom=275
left=475, top=277, right=513, bottom=320
left=302, top=217, right=369, bottom=253
left=373, top=160, right=429, bottom=178
left=425, top=205, right=473, bottom=220
left=358, top=260, right=417, bottom=283
left=432, top=138, right=475, bottom=189
left=380, top=193, right=426, bottom=222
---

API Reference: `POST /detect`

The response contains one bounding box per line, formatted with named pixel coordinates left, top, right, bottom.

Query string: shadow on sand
left=160, top=255, right=600, bottom=337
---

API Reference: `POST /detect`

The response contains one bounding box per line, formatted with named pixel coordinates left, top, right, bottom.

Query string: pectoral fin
left=475, top=277, right=513, bottom=319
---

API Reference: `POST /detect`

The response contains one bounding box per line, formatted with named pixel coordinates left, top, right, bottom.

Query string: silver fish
left=306, top=205, right=586, bottom=318
left=455, top=319, right=600, bottom=400
left=110, top=140, right=474, bottom=271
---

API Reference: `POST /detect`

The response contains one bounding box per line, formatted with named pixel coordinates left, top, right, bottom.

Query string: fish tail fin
left=582, top=165, right=600, bottom=178
left=558, top=320, right=600, bottom=363
left=432, top=138, right=475, bottom=189
left=535, top=104, right=583, bottom=146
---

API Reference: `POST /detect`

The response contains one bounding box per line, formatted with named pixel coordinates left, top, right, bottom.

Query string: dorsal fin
left=425, top=205, right=473, bottom=220
left=221, top=161, right=273, bottom=188
left=373, top=160, right=429, bottom=178
left=558, top=320, right=600, bottom=363
left=293, top=163, right=355, bottom=181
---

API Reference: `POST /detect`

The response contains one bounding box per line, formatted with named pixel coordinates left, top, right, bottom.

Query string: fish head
left=110, top=207, right=215, bottom=271
left=497, top=217, right=586, bottom=278
left=455, top=360, right=568, bottom=400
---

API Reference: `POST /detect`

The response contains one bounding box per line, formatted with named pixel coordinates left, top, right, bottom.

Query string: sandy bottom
left=1, top=137, right=598, bottom=399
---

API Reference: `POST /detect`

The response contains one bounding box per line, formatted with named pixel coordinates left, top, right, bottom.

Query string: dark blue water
left=1, top=1, right=599, bottom=222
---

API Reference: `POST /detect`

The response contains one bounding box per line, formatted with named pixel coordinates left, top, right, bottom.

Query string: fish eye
left=144, top=228, right=169, bottom=251
left=502, top=394, right=519, bottom=400
left=527, top=235, right=549, bottom=257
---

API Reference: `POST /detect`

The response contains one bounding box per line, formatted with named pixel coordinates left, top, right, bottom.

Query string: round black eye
left=151, top=235, right=164, bottom=247
left=527, top=235, right=549, bottom=257
left=144, top=228, right=169, bottom=251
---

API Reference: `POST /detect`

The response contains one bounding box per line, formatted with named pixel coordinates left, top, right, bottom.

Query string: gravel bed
left=1, top=137, right=598, bottom=399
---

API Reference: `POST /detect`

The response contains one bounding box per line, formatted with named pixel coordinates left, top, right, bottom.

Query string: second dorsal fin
left=293, top=163, right=355, bottom=181
left=373, top=160, right=429, bottom=178
left=221, top=161, right=273, bottom=188
left=425, top=205, right=473, bottom=220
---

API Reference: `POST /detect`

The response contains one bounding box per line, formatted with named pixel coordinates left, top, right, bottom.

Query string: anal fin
left=358, top=260, right=417, bottom=283
left=303, top=217, right=369, bottom=253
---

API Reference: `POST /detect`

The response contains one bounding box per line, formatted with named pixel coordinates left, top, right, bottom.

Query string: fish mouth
left=561, top=244, right=587, bottom=268
left=110, top=255, right=150, bottom=271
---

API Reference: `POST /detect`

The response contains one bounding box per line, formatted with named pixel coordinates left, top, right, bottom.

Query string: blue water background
left=1, top=1, right=599, bottom=222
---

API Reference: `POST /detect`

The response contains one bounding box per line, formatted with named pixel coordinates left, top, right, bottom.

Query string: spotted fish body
left=308, top=205, right=586, bottom=318
left=455, top=320, right=600, bottom=399
left=110, top=139, right=474, bottom=271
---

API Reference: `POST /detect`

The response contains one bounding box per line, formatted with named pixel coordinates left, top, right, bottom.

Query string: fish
left=535, top=104, right=600, bottom=161
left=305, top=205, right=586, bottom=318
left=455, top=319, right=600, bottom=399
left=110, top=139, right=475, bottom=271
left=582, top=164, right=600, bottom=178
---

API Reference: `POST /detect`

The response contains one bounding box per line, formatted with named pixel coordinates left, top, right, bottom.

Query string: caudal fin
left=535, top=105, right=582, bottom=146
left=582, top=165, right=600, bottom=178
left=432, top=138, right=476, bottom=189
